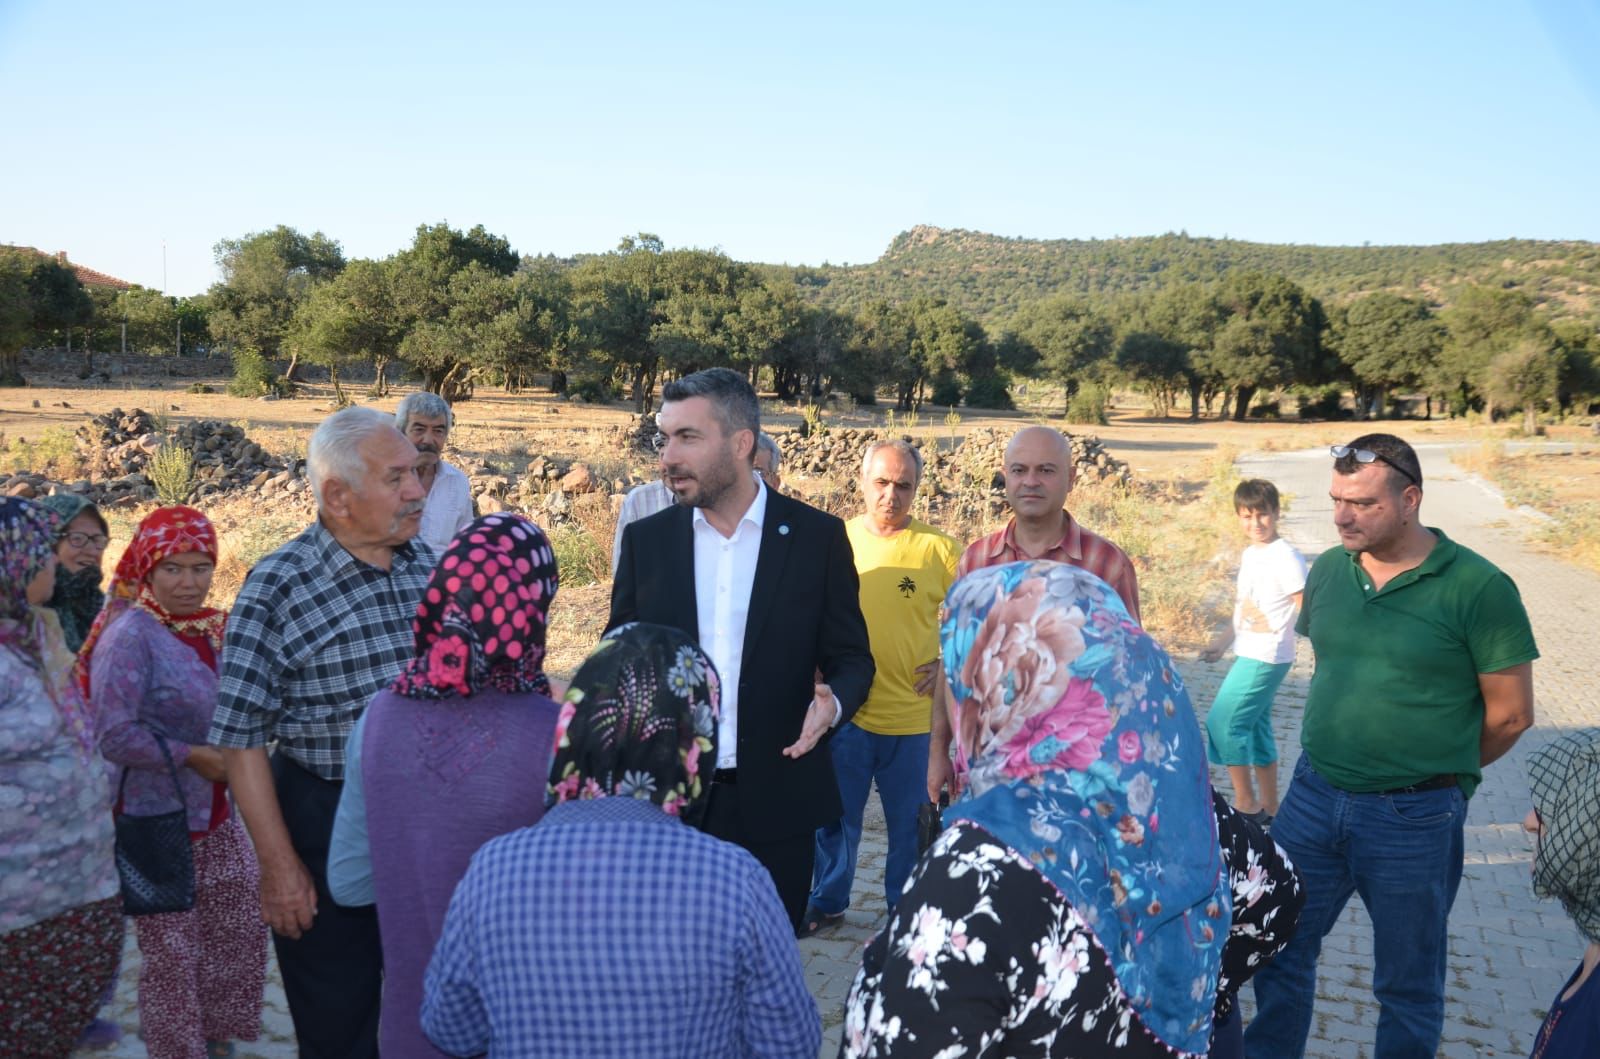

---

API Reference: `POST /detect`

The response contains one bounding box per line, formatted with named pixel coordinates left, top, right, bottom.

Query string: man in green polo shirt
left=1246, top=433, right=1538, bottom=1059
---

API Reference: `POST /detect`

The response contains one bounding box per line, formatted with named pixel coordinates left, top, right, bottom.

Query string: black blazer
left=608, top=489, right=875, bottom=839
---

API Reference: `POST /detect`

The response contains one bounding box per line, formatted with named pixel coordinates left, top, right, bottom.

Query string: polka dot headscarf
left=391, top=513, right=558, bottom=700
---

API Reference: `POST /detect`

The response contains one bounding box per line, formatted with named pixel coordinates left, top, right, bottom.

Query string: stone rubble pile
left=462, top=455, right=635, bottom=523
left=1, top=408, right=309, bottom=509
left=775, top=426, right=1133, bottom=493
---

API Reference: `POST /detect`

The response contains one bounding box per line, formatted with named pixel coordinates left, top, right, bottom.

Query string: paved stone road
left=79, top=444, right=1597, bottom=1058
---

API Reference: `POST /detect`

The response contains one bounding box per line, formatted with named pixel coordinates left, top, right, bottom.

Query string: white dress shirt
left=692, top=480, right=768, bottom=769
left=418, top=461, right=476, bottom=556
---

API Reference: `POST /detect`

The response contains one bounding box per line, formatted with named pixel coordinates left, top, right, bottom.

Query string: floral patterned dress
left=841, top=793, right=1303, bottom=1058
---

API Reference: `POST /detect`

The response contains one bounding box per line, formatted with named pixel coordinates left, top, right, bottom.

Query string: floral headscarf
left=547, top=623, right=719, bottom=826
left=1, top=497, right=95, bottom=758
left=391, top=513, right=558, bottom=699
left=0, top=497, right=61, bottom=667
left=1528, top=728, right=1600, bottom=944
left=941, top=561, right=1228, bottom=1055
left=77, top=506, right=226, bottom=698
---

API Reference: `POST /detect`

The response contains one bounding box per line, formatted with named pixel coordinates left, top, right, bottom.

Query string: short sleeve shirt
left=957, top=513, right=1140, bottom=624
left=1232, top=538, right=1308, bottom=665
left=1296, top=528, right=1538, bottom=797
left=847, top=517, right=960, bottom=736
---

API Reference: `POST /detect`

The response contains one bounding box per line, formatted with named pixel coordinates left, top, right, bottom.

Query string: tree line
left=3, top=226, right=1597, bottom=427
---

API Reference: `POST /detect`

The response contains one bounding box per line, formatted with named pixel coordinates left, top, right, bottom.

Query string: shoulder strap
left=116, top=732, right=187, bottom=805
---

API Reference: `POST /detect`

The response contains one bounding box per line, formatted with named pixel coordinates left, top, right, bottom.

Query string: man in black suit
left=608, top=368, right=875, bottom=930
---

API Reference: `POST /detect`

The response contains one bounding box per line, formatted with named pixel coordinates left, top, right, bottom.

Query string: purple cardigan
left=92, top=607, right=220, bottom=830
left=362, top=686, right=561, bottom=1059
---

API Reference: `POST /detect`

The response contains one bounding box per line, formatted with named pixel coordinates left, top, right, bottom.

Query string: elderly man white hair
left=307, top=406, right=405, bottom=508
left=391, top=390, right=474, bottom=556
left=209, top=403, right=432, bottom=1054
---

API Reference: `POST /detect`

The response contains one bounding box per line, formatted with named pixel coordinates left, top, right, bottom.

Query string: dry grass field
left=1452, top=439, right=1600, bottom=573
left=5, top=366, right=1590, bottom=676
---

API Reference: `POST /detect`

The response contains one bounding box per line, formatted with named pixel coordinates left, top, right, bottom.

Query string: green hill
left=796, top=226, right=1600, bottom=326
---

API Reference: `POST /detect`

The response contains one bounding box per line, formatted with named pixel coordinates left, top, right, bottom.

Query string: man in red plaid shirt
left=930, top=425, right=1141, bottom=798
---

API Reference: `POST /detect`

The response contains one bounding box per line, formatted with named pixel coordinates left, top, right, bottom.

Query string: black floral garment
left=840, top=792, right=1304, bottom=1058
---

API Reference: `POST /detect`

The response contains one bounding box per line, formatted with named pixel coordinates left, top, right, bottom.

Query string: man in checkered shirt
left=211, top=405, right=432, bottom=1059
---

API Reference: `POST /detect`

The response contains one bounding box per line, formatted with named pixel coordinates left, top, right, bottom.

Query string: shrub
left=1065, top=384, right=1110, bottom=426
left=567, top=374, right=614, bottom=403
left=147, top=444, right=196, bottom=504
left=1295, top=386, right=1345, bottom=420
left=227, top=348, right=276, bottom=397
left=929, top=374, right=963, bottom=408
left=964, top=375, right=1014, bottom=410
left=548, top=524, right=609, bottom=586
left=1250, top=400, right=1282, bottom=419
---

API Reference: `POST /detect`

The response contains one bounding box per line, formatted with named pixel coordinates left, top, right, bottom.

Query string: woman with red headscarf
left=79, top=506, right=268, bottom=1059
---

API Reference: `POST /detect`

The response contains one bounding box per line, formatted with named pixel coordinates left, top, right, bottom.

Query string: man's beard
left=667, top=449, right=742, bottom=510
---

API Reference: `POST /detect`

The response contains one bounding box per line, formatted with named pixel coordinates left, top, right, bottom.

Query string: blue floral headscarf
left=941, top=560, right=1228, bottom=1054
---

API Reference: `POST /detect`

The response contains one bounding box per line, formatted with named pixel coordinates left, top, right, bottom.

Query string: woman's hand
left=185, top=745, right=228, bottom=782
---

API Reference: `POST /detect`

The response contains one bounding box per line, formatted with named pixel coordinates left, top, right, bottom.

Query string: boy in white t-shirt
left=1201, top=479, right=1307, bottom=827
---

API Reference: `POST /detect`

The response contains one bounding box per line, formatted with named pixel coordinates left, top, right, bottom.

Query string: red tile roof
left=6, top=246, right=135, bottom=290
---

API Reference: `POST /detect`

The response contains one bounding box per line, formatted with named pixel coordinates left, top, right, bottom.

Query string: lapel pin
left=778, top=524, right=790, bottom=535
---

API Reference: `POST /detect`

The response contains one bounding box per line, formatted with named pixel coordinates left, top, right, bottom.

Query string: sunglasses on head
left=1330, top=445, right=1420, bottom=488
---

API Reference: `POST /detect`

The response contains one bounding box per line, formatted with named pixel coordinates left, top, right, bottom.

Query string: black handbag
left=113, top=734, right=197, bottom=916
left=916, top=791, right=950, bottom=854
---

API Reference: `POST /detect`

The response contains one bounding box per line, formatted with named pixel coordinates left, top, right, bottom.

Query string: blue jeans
left=1245, top=756, right=1466, bottom=1059
left=809, top=723, right=929, bottom=917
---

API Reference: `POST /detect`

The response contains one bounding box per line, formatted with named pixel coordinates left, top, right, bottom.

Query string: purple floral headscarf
left=941, top=560, right=1227, bottom=1055
left=0, top=497, right=60, bottom=666
left=391, top=513, right=557, bottom=700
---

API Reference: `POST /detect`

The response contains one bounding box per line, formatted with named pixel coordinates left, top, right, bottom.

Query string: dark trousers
left=270, top=754, right=382, bottom=1059
left=702, top=781, right=815, bottom=933
left=1210, top=996, right=1244, bottom=1058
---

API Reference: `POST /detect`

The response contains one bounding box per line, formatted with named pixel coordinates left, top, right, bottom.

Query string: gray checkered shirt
left=209, top=520, right=433, bottom=780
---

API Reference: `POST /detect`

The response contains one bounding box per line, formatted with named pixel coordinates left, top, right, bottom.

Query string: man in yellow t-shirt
left=802, top=440, right=959, bottom=936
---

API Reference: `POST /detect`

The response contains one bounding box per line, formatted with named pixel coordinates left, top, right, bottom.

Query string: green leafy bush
left=964, top=375, right=1014, bottom=409
left=1065, top=383, right=1109, bottom=425
left=227, top=348, right=275, bottom=397
left=567, top=375, right=614, bottom=403
left=1295, top=386, right=1346, bottom=420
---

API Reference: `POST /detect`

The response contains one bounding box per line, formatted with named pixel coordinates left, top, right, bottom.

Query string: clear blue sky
left=3, top=0, right=1597, bottom=296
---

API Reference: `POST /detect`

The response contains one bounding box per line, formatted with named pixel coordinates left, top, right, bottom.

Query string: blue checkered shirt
left=208, top=520, right=432, bottom=780
left=421, top=798, right=821, bottom=1058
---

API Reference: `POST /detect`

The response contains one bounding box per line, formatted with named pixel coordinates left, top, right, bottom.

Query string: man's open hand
left=782, top=683, right=838, bottom=758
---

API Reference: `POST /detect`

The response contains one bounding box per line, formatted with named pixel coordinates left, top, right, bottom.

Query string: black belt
left=713, top=768, right=738, bottom=785
left=1376, top=774, right=1456, bottom=796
